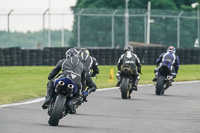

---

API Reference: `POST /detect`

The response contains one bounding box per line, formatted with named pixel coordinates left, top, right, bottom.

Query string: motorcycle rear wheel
left=120, top=78, right=130, bottom=99
left=48, top=94, right=66, bottom=126
left=155, top=75, right=165, bottom=95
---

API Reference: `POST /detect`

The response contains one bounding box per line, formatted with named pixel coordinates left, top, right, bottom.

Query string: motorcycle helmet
left=65, top=48, right=79, bottom=58
left=79, top=48, right=90, bottom=56
left=124, top=45, right=133, bottom=52
left=167, top=46, right=176, bottom=54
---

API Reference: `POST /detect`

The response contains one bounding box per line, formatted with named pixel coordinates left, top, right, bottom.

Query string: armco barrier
left=0, top=47, right=199, bottom=66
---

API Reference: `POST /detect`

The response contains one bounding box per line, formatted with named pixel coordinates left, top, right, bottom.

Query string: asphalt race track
left=0, top=81, right=200, bottom=133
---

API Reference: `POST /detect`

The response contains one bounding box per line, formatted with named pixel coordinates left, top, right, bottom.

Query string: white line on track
left=0, top=80, right=199, bottom=109
left=0, top=98, right=45, bottom=108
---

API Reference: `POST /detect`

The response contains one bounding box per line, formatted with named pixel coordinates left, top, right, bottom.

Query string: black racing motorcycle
left=155, top=65, right=175, bottom=95
left=47, top=78, right=82, bottom=126
left=120, top=65, right=134, bottom=99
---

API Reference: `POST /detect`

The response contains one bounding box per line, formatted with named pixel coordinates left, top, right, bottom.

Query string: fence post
left=147, top=2, right=151, bottom=45
left=43, top=9, right=49, bottom=47
left=144, top=12, right=148, bottom=46
left=112, top=10, right=118, bottom=48
left=7, top=9, right=13, bottom=33
left=177, top=11, right=183, bottom=48
left=125, top=0, right=129, bottom=46
left=77, top=9, right=84, bottom=48
left=48, top=0, right=51, bottom=47
left=198, top=4, right=200, bottom=47
left=61, top=13, right=65, bottom=47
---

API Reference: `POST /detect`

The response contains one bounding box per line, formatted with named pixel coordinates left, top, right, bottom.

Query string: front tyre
left=48, top=95, right=66, bottom=126
left=120, top=78, right=129, bottom=99
left=155, top=75, right=165, bottom=95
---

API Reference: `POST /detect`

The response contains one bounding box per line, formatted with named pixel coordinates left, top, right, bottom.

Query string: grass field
left=0, top=65, right=200, bottom=105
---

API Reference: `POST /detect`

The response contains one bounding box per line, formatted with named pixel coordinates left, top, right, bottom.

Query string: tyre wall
left=0, top=47, right=199, bottom=66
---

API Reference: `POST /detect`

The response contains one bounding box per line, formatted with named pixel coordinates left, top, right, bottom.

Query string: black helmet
left=124, top=45, right=133, bottom=52
left=79, top=48, right=90, bottom=56
left=167, top=46, right=176, bottom=54
left=65, top=48, right=79, bottom=58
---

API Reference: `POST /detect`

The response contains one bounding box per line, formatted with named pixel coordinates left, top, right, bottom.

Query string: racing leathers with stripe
left=79, top=53, right=99, bottom=94
left=154, top=51, right=179, bottom=79
left=42, top=56, right=86, bottom=110
left=117, top=51, right=142, bottom=89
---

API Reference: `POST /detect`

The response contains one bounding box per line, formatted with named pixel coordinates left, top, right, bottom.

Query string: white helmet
left=124, top=45, right=133, bottom=52
left=65, top=48, right=79, bottom=58
left=167, top=46, right=176, bottom=53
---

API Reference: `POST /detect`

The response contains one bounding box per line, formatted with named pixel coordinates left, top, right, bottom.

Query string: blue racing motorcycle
left=47, top=78, right=83, bottom=126
left=155, top=65, right=176, bottom=95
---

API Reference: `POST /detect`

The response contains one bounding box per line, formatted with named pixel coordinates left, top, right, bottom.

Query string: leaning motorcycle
left=120, top=65, right=134, bottom=99
left=47, top=78, right=81, bottom=126
left=155, top=65, right=175, bottom=95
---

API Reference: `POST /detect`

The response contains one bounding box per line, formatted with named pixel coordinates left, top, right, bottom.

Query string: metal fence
left=0, top=8, right=199, bottom=48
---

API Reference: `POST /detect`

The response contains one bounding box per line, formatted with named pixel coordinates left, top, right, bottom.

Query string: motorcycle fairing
left=54, top=78, right=77, bottom=94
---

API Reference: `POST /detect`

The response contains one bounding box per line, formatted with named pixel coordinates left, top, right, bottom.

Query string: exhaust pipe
left=67, top=84, right=74, bottom=93
left=167, top=76, right=173, bottom=80
left=55, top=81, right=65, bottom=91
left=68, top=84, right=74, bottom=89
left=58, top=81, right=65, bottom=86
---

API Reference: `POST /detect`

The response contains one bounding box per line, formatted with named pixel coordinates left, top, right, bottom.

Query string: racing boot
left=132, top=76, right=140, bottom=91
left=132, top=84, right=138, bottom=91
left=152, top=74, right=159, bottom=82
left=82, top=90, right=88, bottom=102
left=42, top=80, right=55, bottom=109
left=152, top=77, right=158, bottom=82
left=128, top=89, right=133, bottom=99
left=42, top=97, right=51, bottom=110
left=116, top=81, right=121, bottom=87
left=169, top=74, right=176, bottom=86
left=88, top=87, right=96, bottom=94
left=152, top=70, right=159, bottom=82
left=116, top=71, right=121, bottom=87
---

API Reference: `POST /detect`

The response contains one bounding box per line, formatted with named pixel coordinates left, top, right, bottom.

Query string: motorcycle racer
left=42, top=48, right=86, bottom=114
left=116, top=45, right=142, bottom=91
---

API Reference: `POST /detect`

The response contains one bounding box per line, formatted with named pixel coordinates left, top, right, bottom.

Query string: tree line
left=69, top=0, right=200, bottom=48
left=0, top=30, right=72, bottom=49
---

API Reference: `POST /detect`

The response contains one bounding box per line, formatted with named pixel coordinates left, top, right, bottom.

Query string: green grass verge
left=0, top=65, right=199, bottom=105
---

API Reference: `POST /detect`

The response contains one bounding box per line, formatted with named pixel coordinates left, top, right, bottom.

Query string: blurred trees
left=0, top=30, right=72, bottom=48
left=69, top=0, right=200, bottom=48
left=72, top=0, right=198, bottom=10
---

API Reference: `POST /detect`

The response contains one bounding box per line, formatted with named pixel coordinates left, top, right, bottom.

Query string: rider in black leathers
left=79, top=48, right=99, bottom=100
left=42, top=48, right=86, bottom=111
left=116, top=45, right=142, bottom=91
